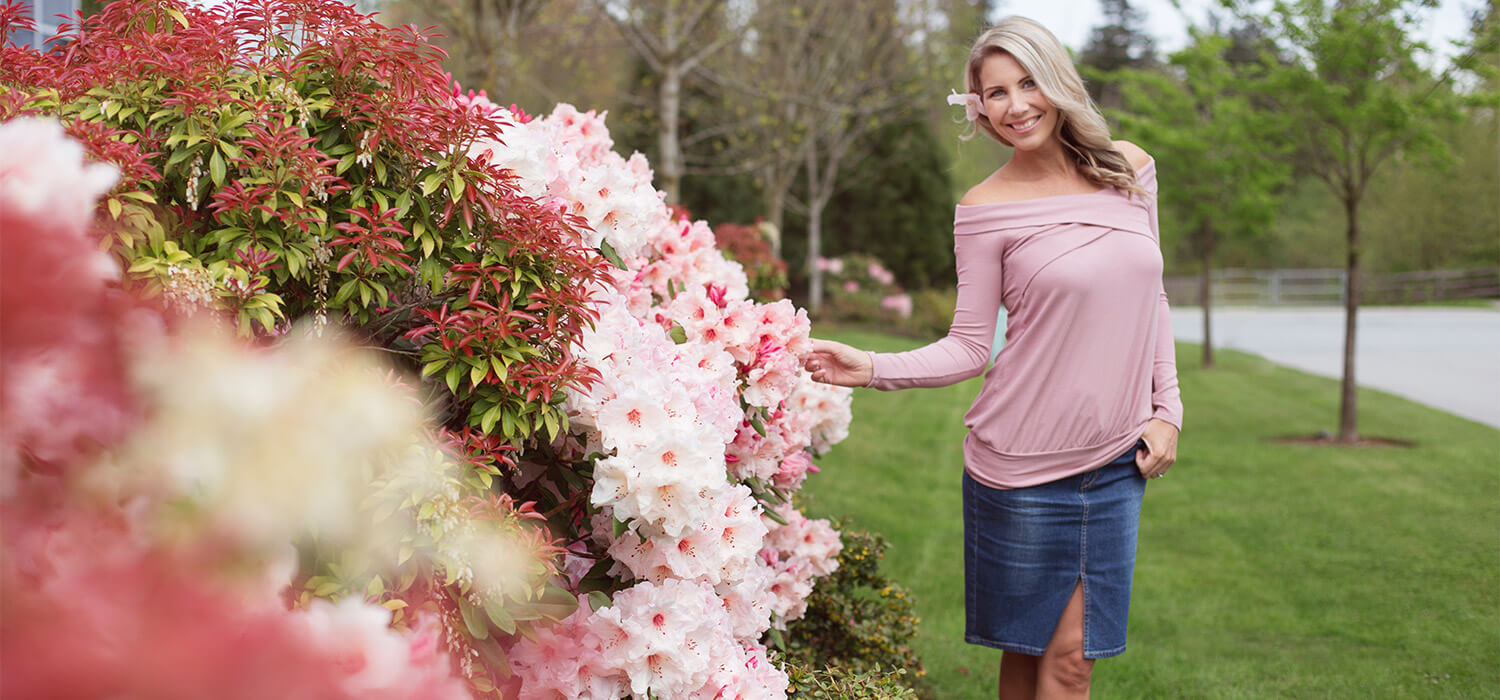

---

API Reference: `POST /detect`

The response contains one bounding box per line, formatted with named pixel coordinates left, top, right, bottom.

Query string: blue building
left=5, top=0, right=81, bottom=50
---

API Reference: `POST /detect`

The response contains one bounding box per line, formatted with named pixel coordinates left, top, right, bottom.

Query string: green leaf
left=598, top=240, right=627, bottom=269
left=449, top=170, right=466, bottom=202
left=332, top=279, right=358, bottom=306
left=762, top=506, right=788, bottom=526
left=459, top=599, right=490, bottom=640
left=750, top=413, right=767, bottom=437
left=420, top=172, right=445, bottom=196
left=484, top=598, right=517, bottom=634
left=209, top=149, right=226, bottom=186
left=587, top=590, right=612, bottom=612
left=480, top=403, right=501, bottom=434
left=668, top=324, right=687, bottom=344
left=444, top=364, right=462, bottom=394
left=613, top=517, right=629, bottom=539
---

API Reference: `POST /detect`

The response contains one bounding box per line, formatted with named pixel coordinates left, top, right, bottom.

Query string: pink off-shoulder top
left=865, top=159, right=1182, bottom=489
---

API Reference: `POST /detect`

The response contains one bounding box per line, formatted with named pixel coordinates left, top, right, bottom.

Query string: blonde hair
left=963, top=16, right=1143, bottom=195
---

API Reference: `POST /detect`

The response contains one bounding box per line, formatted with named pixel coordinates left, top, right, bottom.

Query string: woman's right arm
left=806, top=230, right=1006, bottom=390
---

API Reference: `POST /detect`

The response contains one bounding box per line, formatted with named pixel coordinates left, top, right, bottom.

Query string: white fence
left=1163, top=268, right=1500, bottom=306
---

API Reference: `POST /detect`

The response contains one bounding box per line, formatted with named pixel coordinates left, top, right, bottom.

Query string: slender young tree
left=589, top=0, right=735, bottom=204
left=1113, top=27, right=1289, bottom=369
left=774, top=0, right=935, bottom=310
left=1253, top=0, right=1496, bottom=441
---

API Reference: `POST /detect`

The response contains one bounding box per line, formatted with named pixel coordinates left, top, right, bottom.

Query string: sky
left=1010, top=0, right=1484, bottom=67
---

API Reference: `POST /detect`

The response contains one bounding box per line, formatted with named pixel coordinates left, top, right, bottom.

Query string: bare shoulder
left=959, top=171, right=1023, bottom=206
left=1112, top=140, right=1152, bottom=170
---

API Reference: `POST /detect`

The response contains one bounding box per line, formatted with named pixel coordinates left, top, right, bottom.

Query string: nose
left=1008, top=93, right=1031, bottom=117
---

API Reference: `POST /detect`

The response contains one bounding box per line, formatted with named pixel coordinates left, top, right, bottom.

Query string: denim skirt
left=962, top=442, right=1146, bottom=659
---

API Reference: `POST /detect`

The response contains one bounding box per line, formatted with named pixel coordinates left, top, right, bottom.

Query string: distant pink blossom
left=881, top=293, right=914, bottom=318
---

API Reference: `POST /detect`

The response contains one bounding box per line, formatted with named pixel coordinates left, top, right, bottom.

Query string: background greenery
left=800, top=328, right=1499, bottom=699
left=64, top=0, right=1498, bottom=294
left=366, top=0, right=1497, bottom=298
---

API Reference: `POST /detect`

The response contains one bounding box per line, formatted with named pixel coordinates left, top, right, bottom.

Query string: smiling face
left=978, top=51, right=1060, bottom=152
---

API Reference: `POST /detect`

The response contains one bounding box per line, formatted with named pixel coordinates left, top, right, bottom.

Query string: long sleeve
left=1150, top=286, right=1183, bottom=429
left=865, top=230, right=1005, bottom=390
left=1142, top=162, right=1183, bottom=429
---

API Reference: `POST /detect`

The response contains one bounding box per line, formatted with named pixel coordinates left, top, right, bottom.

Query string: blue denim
left=962, top=442, right=1146, bottom=658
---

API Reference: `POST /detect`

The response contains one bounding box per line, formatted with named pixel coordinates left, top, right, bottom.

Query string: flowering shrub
left=478, top=102, right=854, bottom=696
left=3, top=0, right=861, bottom=693
left=816, top=253, right=914, bottom=325
left=716, top=220, right=789, bottom=301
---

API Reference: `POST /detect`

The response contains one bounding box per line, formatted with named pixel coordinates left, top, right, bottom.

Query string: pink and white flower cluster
left=471, top=104, right=667, bottom=260
left=482, top=105, right=855, bottom=694
left=511, top=581, right=788, bottom=700
left=757, top=504, right=845, bottom=626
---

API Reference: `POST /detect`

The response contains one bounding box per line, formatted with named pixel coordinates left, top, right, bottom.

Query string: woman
left=804, top=16, right=1183, bottom=700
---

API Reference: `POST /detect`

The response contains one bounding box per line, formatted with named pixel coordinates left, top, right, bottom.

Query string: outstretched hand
left=803, top=338, right=874, bottom=387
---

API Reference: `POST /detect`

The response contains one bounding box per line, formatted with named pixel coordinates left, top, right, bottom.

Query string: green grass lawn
left=798, top=328, right=1500, bottom=699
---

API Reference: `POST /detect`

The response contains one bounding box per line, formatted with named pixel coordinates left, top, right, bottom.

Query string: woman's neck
left=1002, top=138, right=1078, bottom=183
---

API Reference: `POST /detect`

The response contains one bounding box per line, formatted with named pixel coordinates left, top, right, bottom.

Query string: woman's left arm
left=1117, top=140, right=1182, bottom=475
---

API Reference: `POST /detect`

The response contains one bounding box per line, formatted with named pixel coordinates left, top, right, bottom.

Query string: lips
left=1008, top=115, right=1042, bottom=134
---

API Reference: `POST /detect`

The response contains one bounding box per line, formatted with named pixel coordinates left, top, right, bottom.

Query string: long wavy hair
left=963, top=16, right=1144, bottom=195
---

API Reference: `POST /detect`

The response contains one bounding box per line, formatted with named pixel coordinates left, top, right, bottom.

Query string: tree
left=1079, top=0, right=1158, bottom=110
left=784, top=116, right=956, bottom=292
left=589, top=0, right=736, bottom=204
left=1113, top=28, right=1290, bottom=369
left=1252, top=0, right=1497, bottom=442
left=381, top=0, right=621, bottom=106
left=766, top=0, right=937, bottom=310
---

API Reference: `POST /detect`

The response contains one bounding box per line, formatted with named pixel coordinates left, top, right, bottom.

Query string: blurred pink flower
left=881, top=293, right=914, bottom=318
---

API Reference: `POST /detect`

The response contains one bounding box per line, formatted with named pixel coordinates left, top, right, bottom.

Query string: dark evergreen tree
left=1079, top=0, right=1158, bottom=110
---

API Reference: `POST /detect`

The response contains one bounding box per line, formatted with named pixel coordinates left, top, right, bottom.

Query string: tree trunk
left=762, top=163, right=788, bottom=258
left=1339, top=195, right=1361, bottom=443
left=804, top=144, right=823, bottom=311
left=1199, top=229, right=1215, bottom=369
left=659, top=63, right=683, bottom=205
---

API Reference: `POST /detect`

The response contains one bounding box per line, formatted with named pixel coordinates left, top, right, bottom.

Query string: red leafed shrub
left=0, top=0, right=608, bottom=447
left=715, top=220, right=789, bottom=301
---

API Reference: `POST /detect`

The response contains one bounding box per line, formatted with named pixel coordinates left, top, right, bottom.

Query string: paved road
left=1170, top=305, right=1500, bottom=428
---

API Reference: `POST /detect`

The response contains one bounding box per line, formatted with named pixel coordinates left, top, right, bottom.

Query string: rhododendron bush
left=1, top=0, right=856, bottom=695
left=816, top=253, right=914, bottom=325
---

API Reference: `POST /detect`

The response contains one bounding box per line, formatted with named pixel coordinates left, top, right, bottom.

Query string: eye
left=988, top=88, right=1006, bottom=98
left=1022, top=78, right=1037, bottom=89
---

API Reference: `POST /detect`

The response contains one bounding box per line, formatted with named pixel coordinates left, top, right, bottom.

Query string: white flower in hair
left=947, top=89, right=987, bottom=121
